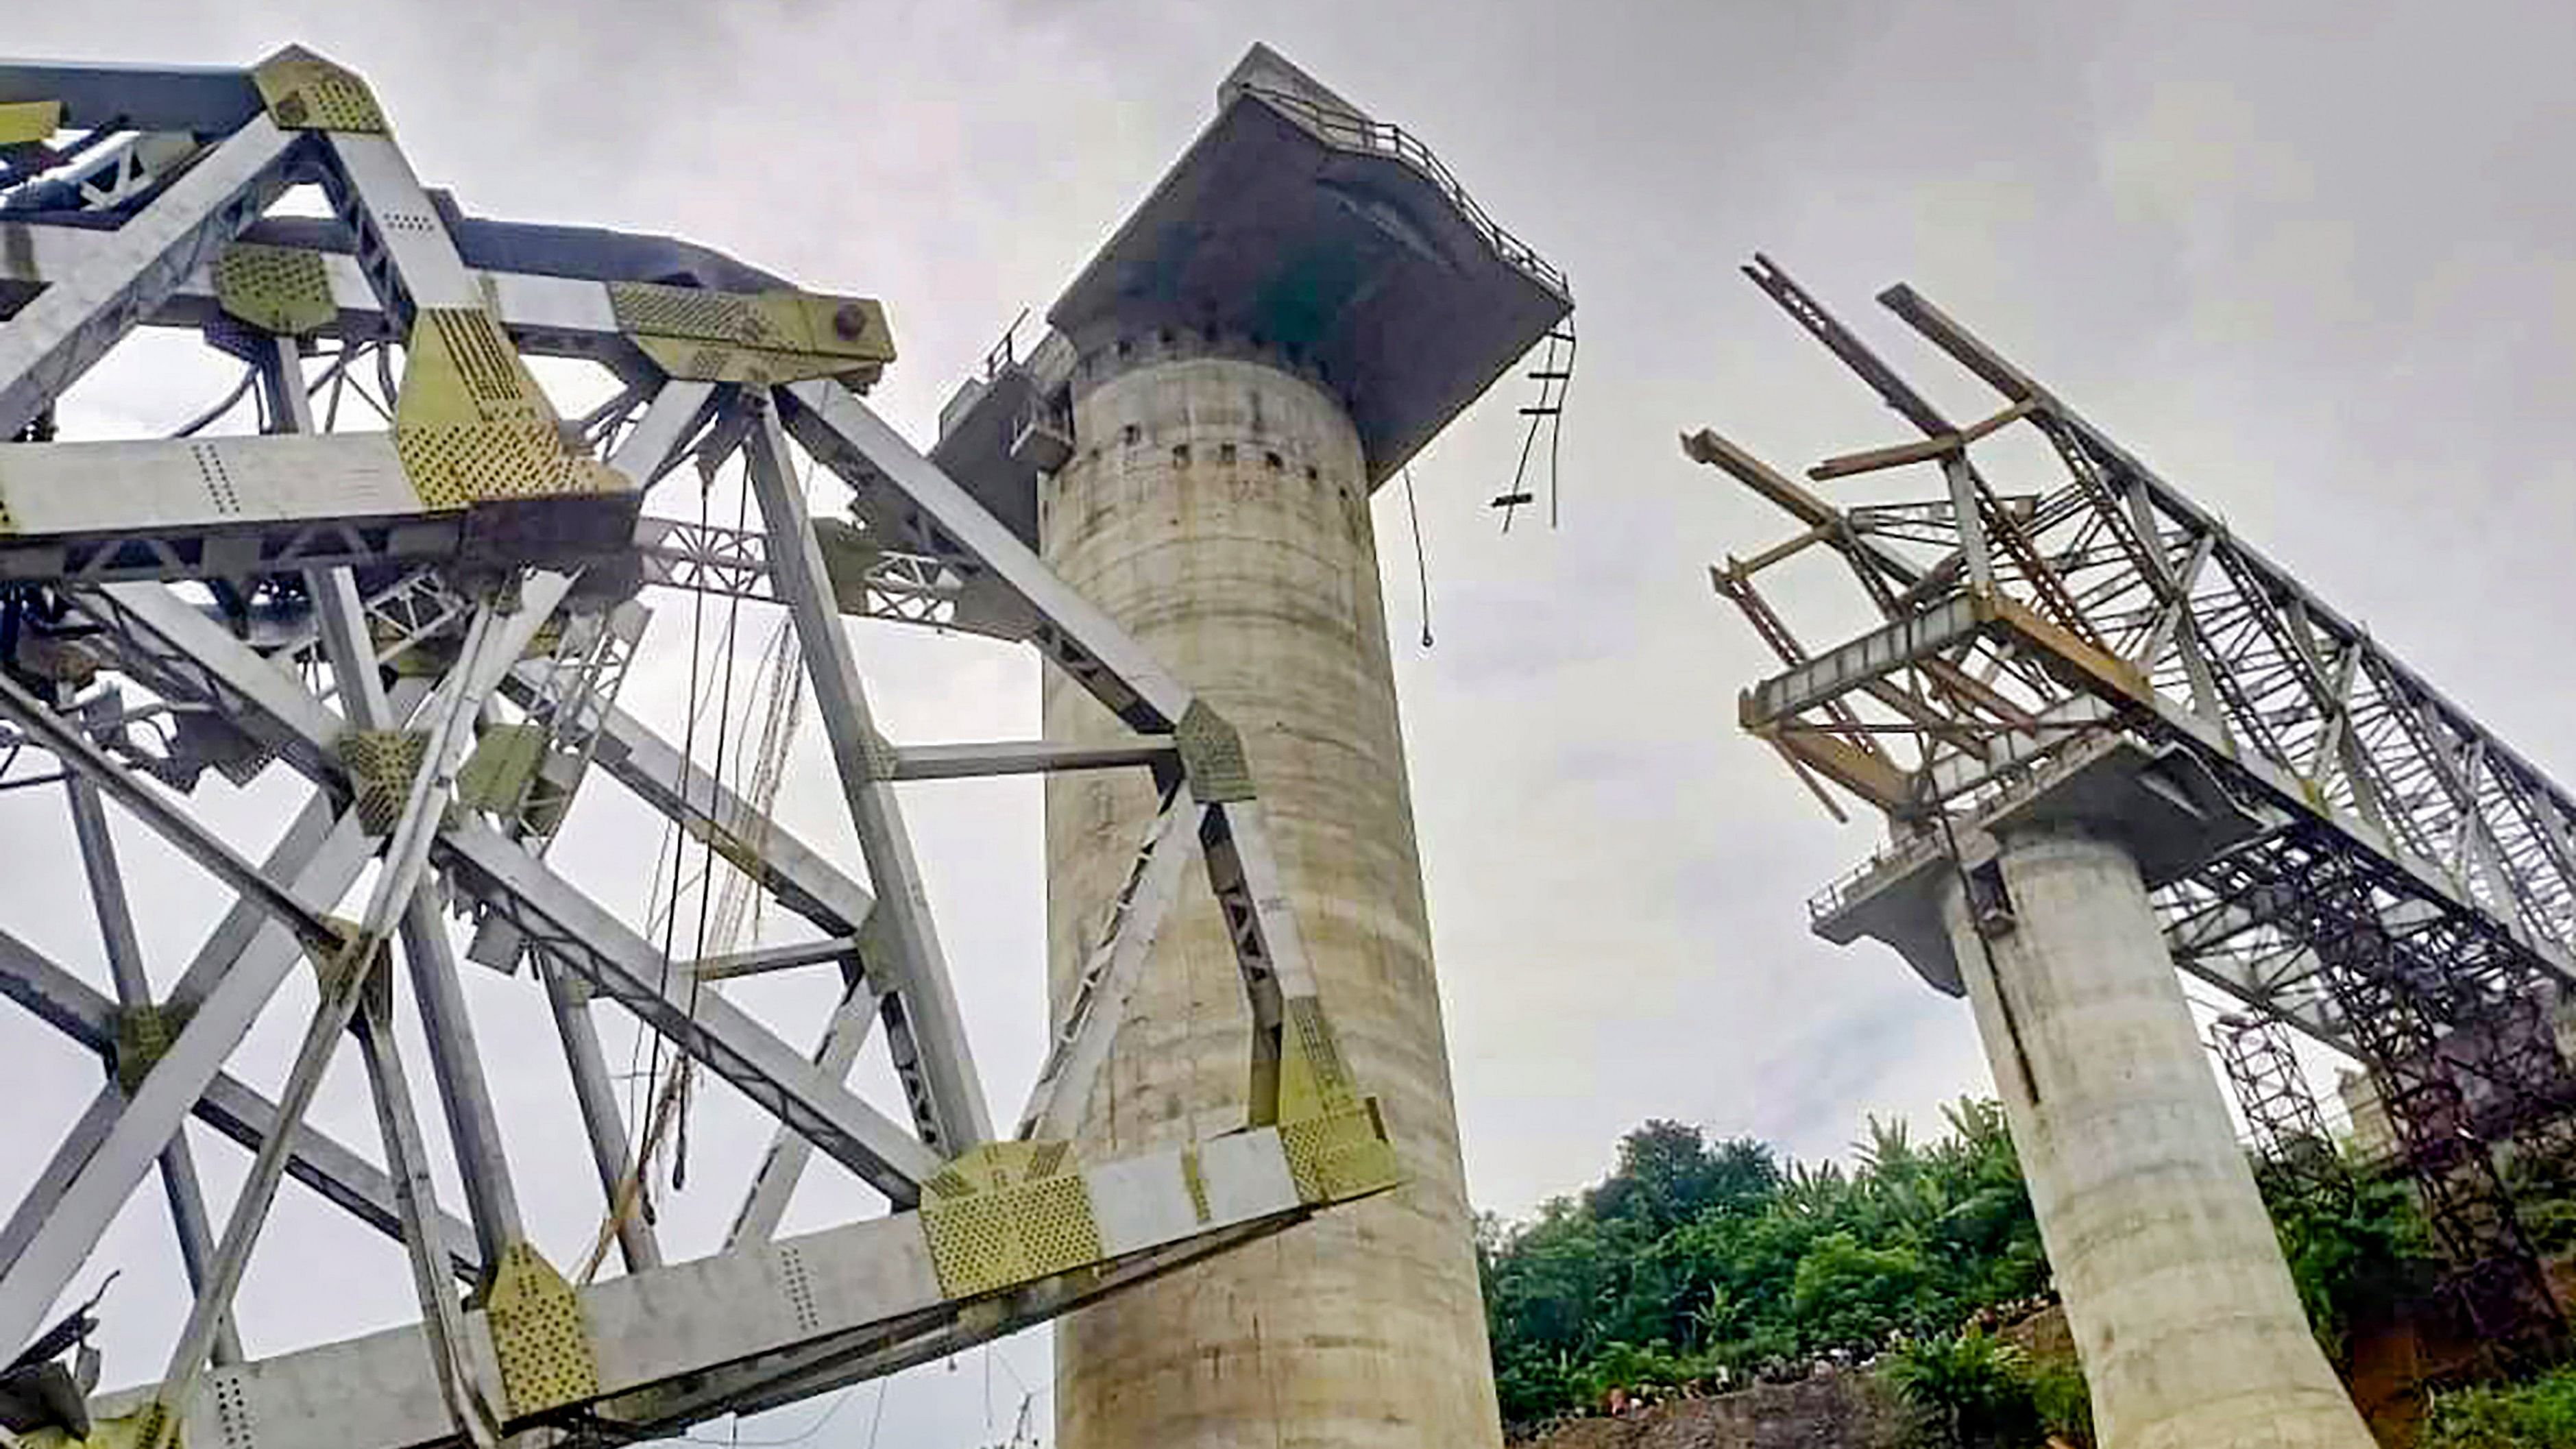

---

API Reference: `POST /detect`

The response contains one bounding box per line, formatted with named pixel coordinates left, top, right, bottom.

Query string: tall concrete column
left=1939, top=823, right=2372, bottom=1449
left=931, top=45, right=1565, bottom=1444
left=1040, top=333, right=1500, bottom=1448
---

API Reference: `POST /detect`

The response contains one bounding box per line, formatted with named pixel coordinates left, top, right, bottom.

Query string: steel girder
left=1699, top=256, right=2576, bottom=1349
left=1697, top=258, right=2576, bottom=1039
left=0, top=44, right=1402, bottom=1449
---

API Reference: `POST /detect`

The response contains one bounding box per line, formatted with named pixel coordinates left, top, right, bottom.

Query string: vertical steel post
left=742, top=403, right=991, bottom=1153
left=269, top=339, right=525, bottom=1264
left=541, top=961, right=661, bottom=1271
left=62, top=776, right=244, bottom=1366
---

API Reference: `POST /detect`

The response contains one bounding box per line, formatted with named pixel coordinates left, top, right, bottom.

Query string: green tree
left=2254, top=1160, right=2436, bottom=1363
left=1882, top=1329, right=2042, bottom=1449
left=1791, top=1232, right=1933, bottom=1353
left=1586, top=1120, right=1777, bottom=1232
left=1479, top=1099, right=2054, bottom=1428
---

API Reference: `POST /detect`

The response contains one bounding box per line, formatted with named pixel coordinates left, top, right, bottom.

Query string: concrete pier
left=932, top=44, right=1569, bottom=1449
left=1041, top=334, right=1494, bottom=1447
left=1938, top=823, right=2372, bottom=1449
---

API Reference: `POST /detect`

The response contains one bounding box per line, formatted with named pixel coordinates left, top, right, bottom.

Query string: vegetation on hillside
left=1480, top=1101, right=2446, bottom=1436
left=1477, top=1099, right=2048, bottom=1426
left=2255, top=1155, right=2440, bottom=1363
left=1881, top=1328, right=2090, bottom=1448
left=2421, top=1361, right=2576, bottom=1447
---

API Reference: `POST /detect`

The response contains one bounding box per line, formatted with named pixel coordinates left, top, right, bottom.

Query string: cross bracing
left=1694, top=253, right=2576, bottom=1357
left=0, top=47, right=1403, bottom=1449
left=1692, top=256, right=2576, bottom=1059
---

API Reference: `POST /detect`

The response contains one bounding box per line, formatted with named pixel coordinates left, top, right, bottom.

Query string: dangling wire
left=582, top=450, right=814, bottom=1280
left=637, top=454, right=719, bottom=1193
left=1400, top=464, right=1434, bottom=649
left=674, top=463, right=755, bottom=1190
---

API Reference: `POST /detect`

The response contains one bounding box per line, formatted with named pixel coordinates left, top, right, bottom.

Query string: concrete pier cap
left=1817, top=732, right=2373, bottom=1448
left=932, top=42, right=1574, bottom=543
left=933, top=42, right=1571, bottom=1449
left=1813, top=732, right=2263, bottom=996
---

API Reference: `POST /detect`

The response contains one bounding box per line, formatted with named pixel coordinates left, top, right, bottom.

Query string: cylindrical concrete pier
left=1939, top=825, right=2371, bottom=1449
left=1039, top=332, right=1500, bottom=1448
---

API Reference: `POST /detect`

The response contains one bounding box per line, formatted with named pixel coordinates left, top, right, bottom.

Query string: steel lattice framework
left=2213, top=1012, right=2352, bottom=1206
left=1691, top=255, right=2576, bottom=1358
left=0, top=47, right=1406, bottom=1449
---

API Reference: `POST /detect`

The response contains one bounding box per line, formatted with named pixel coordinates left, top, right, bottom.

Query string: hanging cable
left=674, top=465, right=755, bottom=1189
left=641, top=460, right=718, bottom=1187
left=1399, top=464, right=1434, bottom=649
left=583, top=457, right=813, bottom=1279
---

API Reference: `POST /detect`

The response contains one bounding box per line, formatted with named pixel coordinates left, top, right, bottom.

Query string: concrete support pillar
left=1939, top=824, right=2372, bottom=1449
left=1041, top=335, right=1500, bottom=1448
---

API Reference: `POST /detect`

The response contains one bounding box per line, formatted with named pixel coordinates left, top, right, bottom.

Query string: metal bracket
left=18, top=1402, right=171, bottom=1449
left=916, top=1141, right=1102, bottom=1300
left=1278, top=1101, right=1400, bottom=1206
left=337, top=729, right=429, bottom=836
left=250, top=47, right=386, bottom=134
left=479, top=1242, right=598, bottom=1418
left=0, top=101, right=62, bottom=147
left=213, top=245, right=335, bottom=338
left=111, top=1001, right=197, bottom=1098
left=453, top=722, right=548, bottom=817
left=859, top=725, right=901, bottom=783
left=1174, top=700, right=1255, bottom=803
left=1271, top=999, right=1398, bottom=1203
left=607, top=283, right=895, bottom=389
left=390, top=308, right=626, bottom=513
left=303, top=918, right=393, bottom=1014
left=812, top=517, right=887, bottom=612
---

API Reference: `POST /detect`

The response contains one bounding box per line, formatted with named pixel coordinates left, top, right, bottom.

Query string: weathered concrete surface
left=1940, top=825, right=2373, bottom=1449
left=1041, top=341, right=1500, bottom=1448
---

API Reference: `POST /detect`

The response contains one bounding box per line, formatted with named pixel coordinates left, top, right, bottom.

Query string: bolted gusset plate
left=112, top=1002, right=195, bottom=1098
left=391, top=307, right=616, bottom=511
left=919, top=1141, right=1104, bottom=1299
left=0, top=99, right=62, bottom=146
left=251, top=45, right=387, bottom=133
left=337, top=729, right=430, bottom=836
left=481, top=1243, right=599, bottom=1418
left=214, top=244, right=336, bottom=337
left=610, top=282, right=896, bottom=389
left=1174, top=700, right=1255, bottom=803
left=1272, top=997, right=1402, bottom=1201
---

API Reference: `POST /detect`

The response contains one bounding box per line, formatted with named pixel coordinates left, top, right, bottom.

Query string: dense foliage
left=1478, top=1099, right=2049, bottom=1426
left=2421, top=1361, right=2576, bottom=1448
left=2257, top=1153, right=2440, bottom=1362
left=1882, top=1328, right=2089, bottom=1448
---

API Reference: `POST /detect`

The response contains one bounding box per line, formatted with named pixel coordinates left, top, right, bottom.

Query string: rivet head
left=831, top=303, right=870, bottom=340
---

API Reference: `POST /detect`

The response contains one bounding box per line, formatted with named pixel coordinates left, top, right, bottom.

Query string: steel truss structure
left=2213, top=1012, right=2352, bottom=1208
left=1690, top=254, right=2576, bottom=1359
left=0, top=47, right=1405, bottom=1449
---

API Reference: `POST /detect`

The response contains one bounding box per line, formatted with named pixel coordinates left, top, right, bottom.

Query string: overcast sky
left=7, top=1, right=2576, bottom=1445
